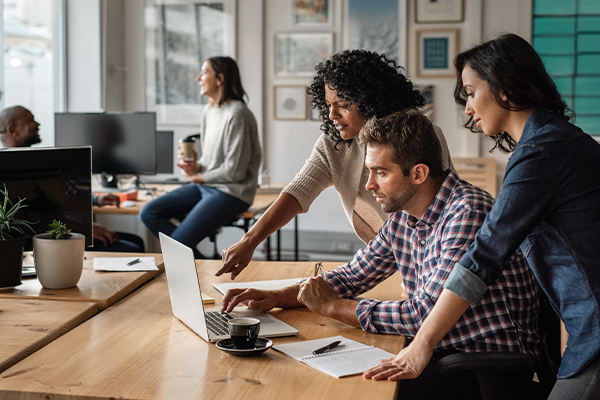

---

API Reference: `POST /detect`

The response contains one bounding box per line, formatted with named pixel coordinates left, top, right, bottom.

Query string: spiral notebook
left=273, top=335, right=395, bottom=378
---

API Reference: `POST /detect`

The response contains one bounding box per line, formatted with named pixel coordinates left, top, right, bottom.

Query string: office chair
left=435, top=288, right=560, bottom=400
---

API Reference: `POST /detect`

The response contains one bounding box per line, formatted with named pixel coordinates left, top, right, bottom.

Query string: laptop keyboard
left=205, top=311, right=233, bottom=336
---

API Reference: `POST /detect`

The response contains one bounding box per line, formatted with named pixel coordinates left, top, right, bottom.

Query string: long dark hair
left=207, top=56, right=247, bottom=106
left=308, top=50, right=425, bottom=146
left=454, top=33, right=571, bottom=153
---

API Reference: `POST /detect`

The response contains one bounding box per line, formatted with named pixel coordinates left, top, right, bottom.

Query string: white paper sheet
left=212, top=278, right=303, bottom=295
left=93, top=256, right=158, bottom=272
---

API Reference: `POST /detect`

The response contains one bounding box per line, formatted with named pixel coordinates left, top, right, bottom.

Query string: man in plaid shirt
left=222, top=110, right=540, bottom=398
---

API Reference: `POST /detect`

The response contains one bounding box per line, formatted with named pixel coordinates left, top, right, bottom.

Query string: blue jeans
left=91, top=232, right=144, bottom=253
left=140, top=184, right=250, bottom=258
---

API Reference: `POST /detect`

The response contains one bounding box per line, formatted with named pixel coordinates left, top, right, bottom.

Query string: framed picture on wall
left=274, top=86, right=307, bottom=120
left=292, top=0, right=332, bottom=27
left=275, top=33, right=334, bottom=76
left=415, top=84, right=434, bottom=120
left=415, top=0, right=464, bottom=23
left=344, top=0, right=407, bottom=68
left=415, top=29, right=457, bottom=78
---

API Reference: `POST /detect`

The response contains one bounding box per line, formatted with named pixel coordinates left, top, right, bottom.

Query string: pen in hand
left=314, top=261, right=325, bottom=279
left=312, top=340, right=342, bottom=355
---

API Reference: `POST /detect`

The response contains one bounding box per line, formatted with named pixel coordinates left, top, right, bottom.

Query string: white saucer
left=215, top=337, right=273, bottom=356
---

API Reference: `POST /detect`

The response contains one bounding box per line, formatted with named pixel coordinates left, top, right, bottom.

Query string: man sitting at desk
left=0, top=105, right=41, bottom=148
left=0, top=105, right=143, bottom=253
left=221, top=110, right=541, bottom=399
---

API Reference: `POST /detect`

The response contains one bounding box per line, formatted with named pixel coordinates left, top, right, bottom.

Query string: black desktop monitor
left=55, top=112, right=157, bottom=187
left=156, top=130, right=174, bottom=174
left=0, top=146, right=93, bottom=247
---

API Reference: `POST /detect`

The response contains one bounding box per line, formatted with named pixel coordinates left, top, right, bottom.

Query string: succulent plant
left=47, top=219, right=72, bottom=240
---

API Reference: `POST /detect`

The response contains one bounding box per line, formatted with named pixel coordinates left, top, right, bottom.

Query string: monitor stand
left=100, top=172, right=119, bottom=188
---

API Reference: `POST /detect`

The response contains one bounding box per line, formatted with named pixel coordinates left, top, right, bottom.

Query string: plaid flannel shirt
left=325, top=171, right=541, bottom=356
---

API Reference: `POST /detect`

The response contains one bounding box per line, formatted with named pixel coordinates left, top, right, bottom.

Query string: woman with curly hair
left=217, top=49, right=453, bottom=279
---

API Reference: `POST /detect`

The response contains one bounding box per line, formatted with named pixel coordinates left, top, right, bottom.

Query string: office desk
left=0, top=298, right=97, bottom=373
left=93, top=186, right=280, bottom=217
left=95, top=184, right=298, bottom=261
left=0, top=252, right=163, bottom=308
left=0, top=261, right=404, bottom=400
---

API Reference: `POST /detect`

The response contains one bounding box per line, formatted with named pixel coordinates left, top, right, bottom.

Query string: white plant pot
left=33, top=233, right=85, bottom=289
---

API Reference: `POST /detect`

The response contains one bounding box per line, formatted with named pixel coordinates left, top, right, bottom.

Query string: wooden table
left=0, top=261, right=405, bottom=400
left=0, top=252, right=163, bottom=309
left=0, top=298, right=97, bottom=373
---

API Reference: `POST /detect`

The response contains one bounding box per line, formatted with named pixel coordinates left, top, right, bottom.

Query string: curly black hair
left=308, top=50, right=425, bottom=146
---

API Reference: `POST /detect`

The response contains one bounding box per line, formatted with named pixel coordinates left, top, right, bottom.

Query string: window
left=2, top=0, right=63, bottom=145
left=144, top=0, right=236, bottom=125
left=533, top=0, right=600, bottom=135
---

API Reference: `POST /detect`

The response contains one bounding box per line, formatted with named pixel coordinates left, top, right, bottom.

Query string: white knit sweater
left=283, top=125, right=453, bottom=244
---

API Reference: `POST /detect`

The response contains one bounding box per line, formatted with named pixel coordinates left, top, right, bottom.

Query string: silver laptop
left=159, top=232, right=298, bottom=342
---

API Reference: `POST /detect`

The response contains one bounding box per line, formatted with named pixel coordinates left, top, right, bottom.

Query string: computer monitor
left=55, top=112, right=157, bottom=188
left=156, top=130, right=174, bottom=174
left=0, top=146, right=93, bottom=247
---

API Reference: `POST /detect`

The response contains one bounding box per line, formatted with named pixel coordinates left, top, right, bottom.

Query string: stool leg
left=294, top=216, right=299, bottom=261
left=277, top=230, right=281, bottom=261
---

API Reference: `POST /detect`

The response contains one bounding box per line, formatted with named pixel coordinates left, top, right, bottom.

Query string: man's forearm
left=323, top=298, right=361, bottom=328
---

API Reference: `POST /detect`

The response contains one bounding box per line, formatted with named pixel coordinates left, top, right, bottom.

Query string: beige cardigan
left=283, top=125, right=453, bottom=244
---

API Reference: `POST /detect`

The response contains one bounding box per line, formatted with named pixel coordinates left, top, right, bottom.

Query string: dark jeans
left=549, top=354, right=600, bottom=400
left=91, top=232, right=144, bottom=253
left=140, top=184, right=250, bottom=258
left=396, top=349, right=533, bottom=400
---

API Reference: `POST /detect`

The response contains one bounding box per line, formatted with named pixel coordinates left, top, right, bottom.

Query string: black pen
left=312, top=340, right=341, bottom=355
left=126, top=258, right=141, bottom=266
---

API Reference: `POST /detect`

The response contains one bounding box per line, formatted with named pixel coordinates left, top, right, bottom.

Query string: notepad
left=212, top=278, right=302, bottom=295
left=273, top=335, right=395, bottom=378
left=93, top=257, right=159, bottom=272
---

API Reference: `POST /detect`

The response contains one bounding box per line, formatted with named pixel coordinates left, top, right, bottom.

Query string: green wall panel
left=534, top=17, right=576, bottom=35
left=534, top=0, right=576, bottom=15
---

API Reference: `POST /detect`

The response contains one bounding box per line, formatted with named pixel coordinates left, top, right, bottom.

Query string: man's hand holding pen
left=297, top=276, right=339, bottom=316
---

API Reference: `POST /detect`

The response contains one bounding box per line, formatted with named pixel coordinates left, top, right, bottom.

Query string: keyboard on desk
left=205, top=311, right=233, bottom=336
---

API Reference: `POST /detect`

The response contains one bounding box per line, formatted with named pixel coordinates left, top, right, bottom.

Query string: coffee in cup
left=228, top=317, right=260, bottom=349
left=179, top=137, right=196, bottom=162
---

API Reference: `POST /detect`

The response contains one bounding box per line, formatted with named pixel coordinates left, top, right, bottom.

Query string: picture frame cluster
left=274, top=1, right=334, bottom=121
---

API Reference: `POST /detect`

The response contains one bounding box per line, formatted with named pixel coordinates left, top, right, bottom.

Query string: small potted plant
left=33, top=219, right=85, bottom=289
left=0, top=185, right=37, bottom=288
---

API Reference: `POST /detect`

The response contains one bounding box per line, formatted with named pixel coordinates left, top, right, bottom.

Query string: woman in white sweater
left=141, top=56, right=261, bottom=259
left=218, top=50, right=452, bottom=278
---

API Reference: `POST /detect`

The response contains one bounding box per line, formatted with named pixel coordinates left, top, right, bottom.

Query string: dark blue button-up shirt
left=445, top=108, right=600, bottom=378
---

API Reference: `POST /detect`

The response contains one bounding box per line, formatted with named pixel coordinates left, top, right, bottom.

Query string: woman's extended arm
left=217, top=192, right=302, bottom=279
left=363, top=289, right=470, bottom=380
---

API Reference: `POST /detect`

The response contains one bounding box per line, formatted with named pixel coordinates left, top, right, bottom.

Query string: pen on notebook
left=126, top=258, right=141, bottom=266
left=313, top=340, right=342, bottom=355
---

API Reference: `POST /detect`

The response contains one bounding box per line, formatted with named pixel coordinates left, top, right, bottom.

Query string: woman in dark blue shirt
left=364, top=33, right=600, bottom=400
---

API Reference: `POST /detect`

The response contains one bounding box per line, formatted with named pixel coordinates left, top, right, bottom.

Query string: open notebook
left=273, top=335, right=395, bottom=378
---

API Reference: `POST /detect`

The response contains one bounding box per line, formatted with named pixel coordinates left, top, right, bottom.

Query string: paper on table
left=93, top=257, right=159, bottom=272
left=273, top=335, right=365, bottom=361
left=212, top=278, right=302, bottom=295
left=273, top=335, right=395, bottom=378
